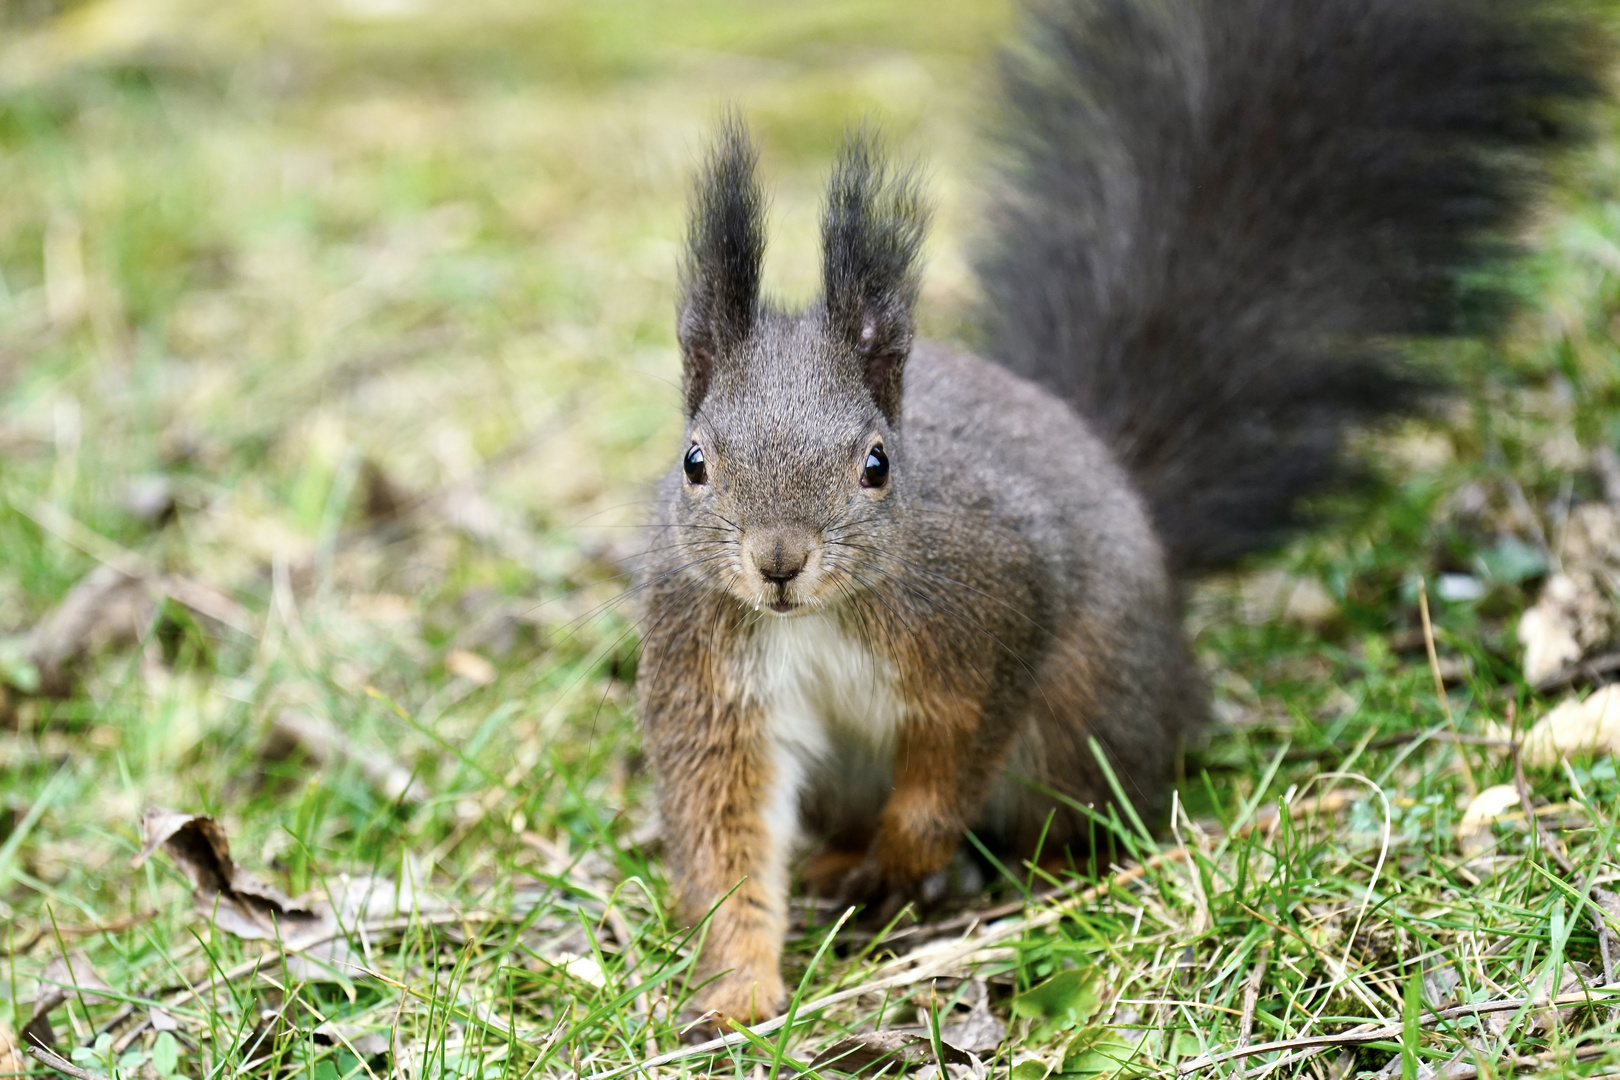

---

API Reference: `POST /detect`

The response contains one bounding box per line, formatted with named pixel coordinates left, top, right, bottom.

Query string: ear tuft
left=821, top=130, right=930, bottom=424
left=678, top=114, right=767, bottom=416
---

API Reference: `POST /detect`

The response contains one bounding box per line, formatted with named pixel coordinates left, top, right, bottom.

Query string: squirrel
left=633, top=0, right=1604, bottom=1029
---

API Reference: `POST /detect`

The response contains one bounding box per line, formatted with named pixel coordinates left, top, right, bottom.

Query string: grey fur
left=977, top=0, right=1603, bottom=569
left=635, top=0, right=1606, bottom=1017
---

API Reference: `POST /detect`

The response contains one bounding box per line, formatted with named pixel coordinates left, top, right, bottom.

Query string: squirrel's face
left=671, top=317, right=904, bottom=617
left=665, top=120, right=930, bottom=616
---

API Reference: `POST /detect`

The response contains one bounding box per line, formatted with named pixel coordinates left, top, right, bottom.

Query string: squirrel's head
left=665, top=118, right=929, bottom=617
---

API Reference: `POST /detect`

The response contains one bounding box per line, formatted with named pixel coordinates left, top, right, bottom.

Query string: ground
left=1, top=0, right=1619, bottom=1076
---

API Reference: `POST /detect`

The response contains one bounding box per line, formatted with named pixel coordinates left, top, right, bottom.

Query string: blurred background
left=0, top=0, right=1007, bottom=833
left=4, top=0, right=1620, bottom=1072
left=0, top=0, right=1023, bottom=1064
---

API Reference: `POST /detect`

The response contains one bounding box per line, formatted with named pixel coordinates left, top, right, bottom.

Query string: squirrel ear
left=677, top=116, right=767, bottom=417
left=821, top=131, right=930, bottom=424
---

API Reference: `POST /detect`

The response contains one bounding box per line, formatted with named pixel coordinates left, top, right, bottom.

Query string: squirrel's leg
left=655, top=702, right=797, bottom=1029
left=844, top=692, right=1015, bottom=914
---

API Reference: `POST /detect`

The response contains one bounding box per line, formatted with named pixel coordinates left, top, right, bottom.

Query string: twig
left=1280, top=731, right=1511, bottom=764
left=836, top=886, right=1063, bottom=947
left=1595, top=889, right=1618, bottom=988
left=585, top=793, right=1360, bottom=1080
left=1236, top=946, right=1269, bottom=1051
left=1439, top=1043, right=1610, bottom=1080
left=0, top=910, right=157, bottom=958
left=1533, top=649, right=1620, bottom=694
left=1176, top=989, right=1620, bottom=1073
left=389, top=989, right=410, bottom=1080
left=155, top=907, right=562, bottom=1013
left=27, top=1045, right=110, bottom=1080
left=1419, top=582, right=1478, bottom=798
left=851, top=793, right=1357, bottom=957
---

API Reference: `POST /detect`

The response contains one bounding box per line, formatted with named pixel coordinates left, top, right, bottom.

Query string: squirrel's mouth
left=768, top=600, right=796, bottom=614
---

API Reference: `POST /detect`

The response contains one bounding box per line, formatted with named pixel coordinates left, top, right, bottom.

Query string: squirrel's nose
left=760, top=557, right=805, bottom=585
left=747, top=528, right=814, bottom=585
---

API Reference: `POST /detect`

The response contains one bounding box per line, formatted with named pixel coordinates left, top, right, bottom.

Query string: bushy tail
left=974, top=0, right=1606, bottom=571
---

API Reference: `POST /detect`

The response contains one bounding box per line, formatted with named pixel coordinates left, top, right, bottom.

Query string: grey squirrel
left=633, top=0, right=1603, bottom=1028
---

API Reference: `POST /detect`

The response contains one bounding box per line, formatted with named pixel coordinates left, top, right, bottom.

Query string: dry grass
left=2, top=0, right=1620, bottom=1077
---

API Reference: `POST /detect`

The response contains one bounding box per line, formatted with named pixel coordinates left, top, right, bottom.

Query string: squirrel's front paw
left=685, top=970, right=786, bottom=1042
left=834, top=855, right=949, bottom=925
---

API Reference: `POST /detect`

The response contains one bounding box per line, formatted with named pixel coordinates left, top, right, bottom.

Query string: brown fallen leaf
left=19, top=499, right=253, bottom=638
left=18, top=555, right=253, bottom=699
left=809, top=1031, right=976, bottom=1075
left=132, top=808, right=452, bottom=986
left=132, top=809, right=325, bottom=941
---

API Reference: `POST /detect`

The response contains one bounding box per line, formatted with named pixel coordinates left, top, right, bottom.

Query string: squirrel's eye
left=683, top=443, right=707, bottom=485
left=861, top=445, right=889, bottom=489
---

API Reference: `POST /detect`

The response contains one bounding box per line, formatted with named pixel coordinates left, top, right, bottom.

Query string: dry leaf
left=0, top=1021, right=24, bottom=1075
left=23, top=950, right=114, bottom=1050
left=916, top=1064, right=987, bottom=1080
left=1594, top=886, right=1620, bottom=928
left=284, top=871, right=448, bottom=983
left=1240, top=571, right=1340, bottom=631
left=542, top=951, right=607, bottom=989
left=25, top=565, right=151, bottom=696
left=1489, top=685, right=1620, bottom=767
left=326, top=870, right=441, bottom=922
left=809, top=1031, right=976, bottom=1075
left=940, top=995, right=1006, bottom=1055
left=1520, top=504, right=1620, bottom=684
left=133, top=808, right=325, bottom=941
left=1494, top=962, right=1601, bottom=1037
left=1456, top=784, right=1522, bottom=857
left=444, top=649, right=496, bottom=686
left=17, top=553, right=250, bottom=697
left=134, top=809, right=451, bottom=986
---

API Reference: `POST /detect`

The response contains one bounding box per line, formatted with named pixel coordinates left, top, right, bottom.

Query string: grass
left=2, top=0, right=1620, bottom=1076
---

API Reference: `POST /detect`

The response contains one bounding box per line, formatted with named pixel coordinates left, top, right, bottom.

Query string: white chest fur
left=735, top=610, right=906, bottom=858
left=722, top=610, right=906, bottom=888
left=740, top=610, right=907, bottom=759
